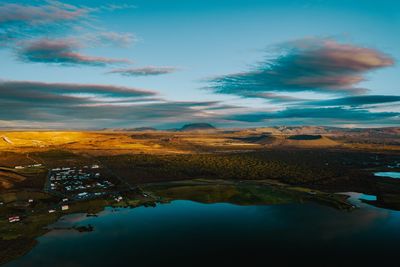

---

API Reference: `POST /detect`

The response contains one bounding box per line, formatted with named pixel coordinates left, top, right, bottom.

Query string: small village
left=4, top=163, right=128, bottom=224
left=47, top=164, right=115, bottom=200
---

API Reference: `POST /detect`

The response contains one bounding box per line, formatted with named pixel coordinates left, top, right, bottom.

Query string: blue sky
left=0, top=0, right=399, bottom=128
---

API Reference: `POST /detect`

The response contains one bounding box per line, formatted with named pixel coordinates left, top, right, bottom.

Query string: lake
left=375, top=172, right=400, bottom=179
left=5, top=196, right=400, bottom=267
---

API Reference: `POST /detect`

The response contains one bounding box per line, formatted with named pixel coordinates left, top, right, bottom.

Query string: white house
left=9, top=216, right=20, bottom=223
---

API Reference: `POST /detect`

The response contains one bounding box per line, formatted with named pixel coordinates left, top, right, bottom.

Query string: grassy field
left=143, top=179, right=355, bottom=210
left=0, top=166, right=47, bottom=192
left=0, top=145, right=399, bottom=196
left=96, top=149, right=399, bottom=189
left=0, top=129, right=399, bottom=155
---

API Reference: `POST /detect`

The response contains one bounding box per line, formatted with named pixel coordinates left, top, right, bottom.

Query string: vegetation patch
left=287, top=135, right=322, bottom=140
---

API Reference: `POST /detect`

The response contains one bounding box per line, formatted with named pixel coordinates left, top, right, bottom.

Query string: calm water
left=6, top=199, right=400, bottom=266
left=375, top=172, right=400, bottom=179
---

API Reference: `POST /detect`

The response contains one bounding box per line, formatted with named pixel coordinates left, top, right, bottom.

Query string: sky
left=0, top=0, right=399, bottom=129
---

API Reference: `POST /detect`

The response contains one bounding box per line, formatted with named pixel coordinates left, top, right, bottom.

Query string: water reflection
left=5, top=199, right=400, bottom=267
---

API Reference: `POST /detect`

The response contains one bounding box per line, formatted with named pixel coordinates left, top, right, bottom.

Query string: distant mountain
left=108, top=127, right=158, bottom=132
left=131, top=127, right=158, bottom=132
left=233, top=134, right=276, bottom=145
left=178, top=123, right=217, bottom=132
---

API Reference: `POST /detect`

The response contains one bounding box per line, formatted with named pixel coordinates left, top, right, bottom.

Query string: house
left=91, top=164, right=100, bottom=169
left=61, top=205, right=69, bottom=211
left=115, top=196, right=123, bottom=202
left=62, top=198, right=69, bottom=202
left=48, top=209, right=56, bottom=213
left=9, top=216, right=20, bottom=223
left=28, top=199, right=34, bottom=203
left=15, top=166, right=24, bottom=169
left=77, top=192, right=88, bottom=198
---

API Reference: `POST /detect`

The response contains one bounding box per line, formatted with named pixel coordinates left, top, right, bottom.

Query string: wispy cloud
left=209, top=38, right=394, bottom=97
left=17, top=38, right=130, bottom=66
left=223, top=92, right=400, bottom=125
left=0, top=1, right=136, bottom=64
left=0, top=1, right=89, bottom=25
left=0, top=80, right=156, bottom=102
left=80, top=31, right=137, bottom=47
left=225, top=107, right=400, bottom=125
left=0, top=79, right=229, bottom=128
left=0, top=1, right=91, bottom=45
left=108, top=66, right=179, bottom=77
left=240, top=92, right=308, bottom=103
left=0, top=78, right=398, bottom=128
left=0, top=1, right=135, bottom=28
left=303, top=95, right=400, bottom=107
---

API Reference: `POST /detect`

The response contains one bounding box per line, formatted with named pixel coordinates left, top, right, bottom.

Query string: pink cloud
left=18, top=38, right=130, bottom=66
